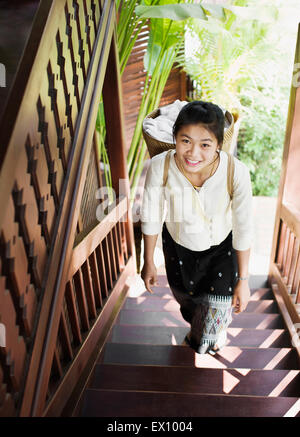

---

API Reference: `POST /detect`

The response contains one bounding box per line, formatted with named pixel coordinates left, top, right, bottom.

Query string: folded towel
left=143, top=100, right=231, bottom=143
left=143, top=100, right=188, bottom=143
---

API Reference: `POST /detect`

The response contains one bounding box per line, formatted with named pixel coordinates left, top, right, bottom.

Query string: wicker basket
left=142, top=107, right=235, bottom=158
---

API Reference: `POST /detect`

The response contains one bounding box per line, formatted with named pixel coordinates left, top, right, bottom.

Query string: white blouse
left=140, top=149, right=253, bottom=251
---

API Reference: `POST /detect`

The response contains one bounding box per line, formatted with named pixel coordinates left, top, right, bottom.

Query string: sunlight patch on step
left=264, top=349, right=291, bottom=370
left=234, top=368, right=251, bottom=376
left=126, top=274, right=147, bottom=297
left=268, top=370, right=300, bottom=397
left=223, top=370, right=240, bottom=394
left=227, top=328, right=242, bottom=337
left=283, top=398, right=300, bottom=417
left=256, top=315, right=277, bottom=329
left=216, top=347, right=243, bottom=364
left=259, top=330, right=284, bottom=348
left=195, top=354, right=227, bottom=369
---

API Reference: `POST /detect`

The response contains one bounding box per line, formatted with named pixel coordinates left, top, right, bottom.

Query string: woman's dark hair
left=173, top=100, right=225, bottom=147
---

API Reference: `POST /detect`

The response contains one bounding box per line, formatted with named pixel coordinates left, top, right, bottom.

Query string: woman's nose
left=188, top=144, right=202, bottom=158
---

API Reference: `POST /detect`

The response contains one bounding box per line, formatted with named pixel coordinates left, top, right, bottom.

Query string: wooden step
left=108, top=325, right=292, bottom=348
left=116, top=310, right=284, bottom=329
left=91, top=364, right=300, bottom=397
left=154, top=274, right=269, bottom=290
left=81, top=389, right=300, bottom=417
left=138, top=287, right=274, bottom=300
left=101, top=343, right=300, bottom=370
left=124, top=297, right=279, bottom=314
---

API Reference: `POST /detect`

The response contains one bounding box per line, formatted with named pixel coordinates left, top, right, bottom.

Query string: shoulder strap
left=226, top=152, right=235, bottom=200
left=162, top=150, right=172, bottom=187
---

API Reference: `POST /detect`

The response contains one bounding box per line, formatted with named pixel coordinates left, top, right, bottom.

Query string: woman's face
left=175, top=123, right=219, bottom=175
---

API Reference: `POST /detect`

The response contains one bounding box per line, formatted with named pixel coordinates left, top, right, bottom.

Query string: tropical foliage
left=95, top=0, right=298, bottom=201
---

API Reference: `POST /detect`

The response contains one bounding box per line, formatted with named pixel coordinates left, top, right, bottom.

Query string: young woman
left=140, top=100, right=253, bottom=354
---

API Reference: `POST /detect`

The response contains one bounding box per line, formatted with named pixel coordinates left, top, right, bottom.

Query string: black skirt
left=161, top=222, right=238, bottom=353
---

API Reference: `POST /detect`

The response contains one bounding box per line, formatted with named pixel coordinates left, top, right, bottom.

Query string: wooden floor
left=80, top=275, right=300, bottom=417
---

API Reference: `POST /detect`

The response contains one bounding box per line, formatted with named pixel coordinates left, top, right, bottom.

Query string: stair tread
left=101, top=343, right=300, bottom=370
left=124, top=297, right=279, bottom=313
left=137, top=287, right=274, bottom=300
left=81, top=389, right=300, bottom=417
left=91, top=363, right=300, bottom=397
left=108, top=325, right=292, bottom=348
left=116, top=309, right=284, bottom=329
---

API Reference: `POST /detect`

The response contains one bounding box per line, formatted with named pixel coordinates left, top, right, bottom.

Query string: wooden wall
left=0, top=0, right=135, bottom=417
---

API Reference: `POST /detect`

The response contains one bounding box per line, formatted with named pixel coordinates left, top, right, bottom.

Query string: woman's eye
left=202, top=143, right=210, bottom=148
left=182, top=139, right=190, bottom=144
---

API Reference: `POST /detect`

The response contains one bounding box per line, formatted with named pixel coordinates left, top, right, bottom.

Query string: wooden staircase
left=79, top=275, right=300, bottom=417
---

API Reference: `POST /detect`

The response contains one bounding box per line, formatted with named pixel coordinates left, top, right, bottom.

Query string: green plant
left=95, top=96, right=114, bottom=204
left=128, top=1, right=246, bottom=203
left=176, top=1, right=278, bottom=117
left=127, top=7, right=186, bottom=203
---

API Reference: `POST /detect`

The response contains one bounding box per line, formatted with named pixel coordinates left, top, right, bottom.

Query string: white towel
left=143, top=100, right=188, bottom=143
left=143, top=100, right=230, bottom=143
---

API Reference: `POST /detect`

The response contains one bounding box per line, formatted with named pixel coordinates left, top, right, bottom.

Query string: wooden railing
left=0, top=0, right=135, bottom=417
left=271, top=203, right=300, bottom=321
left=269, top=25, right=300, bottom=362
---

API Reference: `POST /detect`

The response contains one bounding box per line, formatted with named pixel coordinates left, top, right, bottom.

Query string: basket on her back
left=142, top=106, right=235, bottom=158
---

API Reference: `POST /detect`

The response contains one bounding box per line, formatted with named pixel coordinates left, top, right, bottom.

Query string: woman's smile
left=184, top=158, right=202, bottom=167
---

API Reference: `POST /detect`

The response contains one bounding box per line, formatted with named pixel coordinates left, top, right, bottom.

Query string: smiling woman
left=174, top=126, right=220, bottom=187
left=140, top=100, right=253, bottom=354
left=172, top=102, right=224, bottom=187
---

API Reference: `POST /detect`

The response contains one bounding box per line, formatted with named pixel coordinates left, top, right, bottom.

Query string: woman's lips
left=184, top=158, right=202, bottom=167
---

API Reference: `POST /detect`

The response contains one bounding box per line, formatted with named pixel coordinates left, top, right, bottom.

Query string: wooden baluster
left=81, top=259, right=97, bottom=319
left=282, top=226, right=290, bottom=282
left=112, top=225, right=122, bottom=272
left=73, top=269, right=90, bottom=331
left=121, top=219, right=128, bottom=262
left=88, top=251, right=103, bottom=309
left=96, top=243, right=109, bottom=298
left=283, top=231, right=295, bottom=285
left=287, top=238, right=299, bottom=293
left=293, top=251, right=300, bottom=303
left=276, top=220, right=286, bottom=270
left=52, top=347, right=63, bottom=380
left=107, top=231, right=118, bottom=281
left=101, top=237, right=113, bottom=291
left=58, top=310, right=73, bottom=361
left=65, top=281, right=82, bottom=346
left=116, top=221, right=125, bottom=269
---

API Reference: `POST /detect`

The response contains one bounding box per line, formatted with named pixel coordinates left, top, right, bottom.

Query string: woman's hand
left=141, top=260, right=158, bottom=294
left=232, top=280, right=251, bottom=314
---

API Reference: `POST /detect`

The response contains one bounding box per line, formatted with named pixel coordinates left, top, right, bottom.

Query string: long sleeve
left=231, top=160, right=253, bottom=251
left=140, top=157, right=166, bottom=235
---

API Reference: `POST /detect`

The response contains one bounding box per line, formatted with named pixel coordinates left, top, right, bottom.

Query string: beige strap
left=226, top=152, right=234, bottom=200
left=163, top=150, right=172, bottom=187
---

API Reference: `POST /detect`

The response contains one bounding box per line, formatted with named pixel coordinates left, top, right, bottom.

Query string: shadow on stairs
left=77, top=274, right=300, bottom=417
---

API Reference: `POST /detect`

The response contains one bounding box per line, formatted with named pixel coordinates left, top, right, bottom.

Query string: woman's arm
left=140, top=156, right=166, bottom=293
left=141, top=233, right=159, bottom=294
left=232, top=248, right=251, bottom=313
